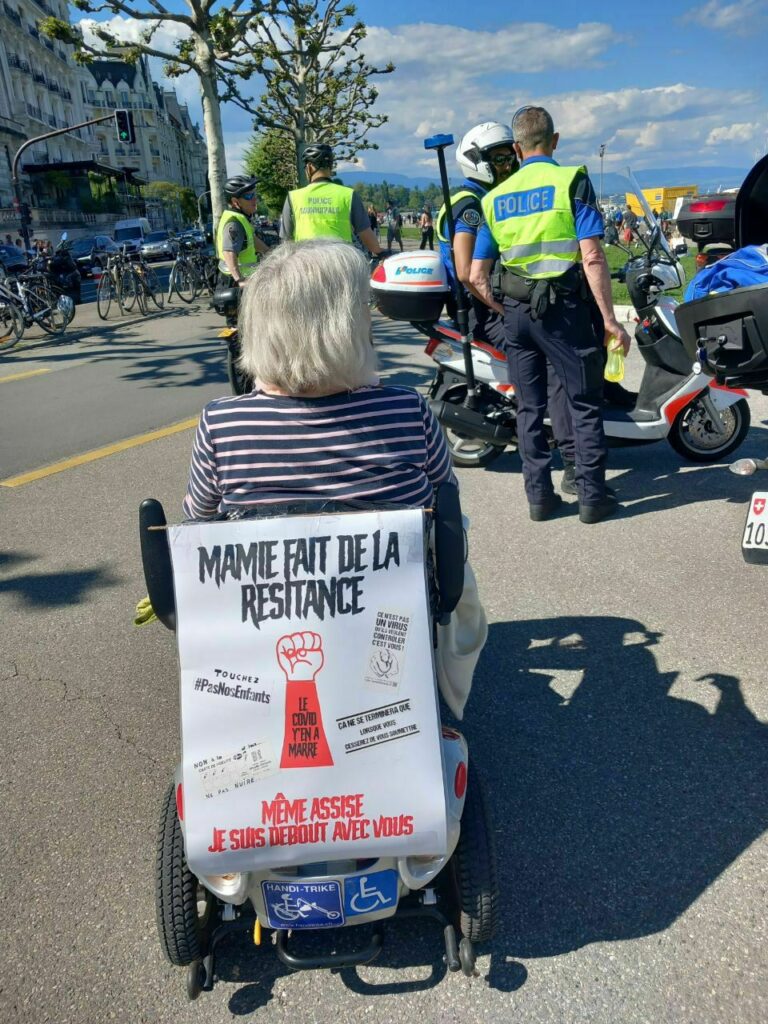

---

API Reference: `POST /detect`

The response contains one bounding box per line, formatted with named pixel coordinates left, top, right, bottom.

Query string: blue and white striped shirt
left=183, top=386, right=456, bottom=519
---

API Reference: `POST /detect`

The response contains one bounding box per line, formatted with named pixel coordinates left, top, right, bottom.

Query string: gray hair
left=512, top=106, right=555, bottom=151
left=237, top=239, right=377, bottom=394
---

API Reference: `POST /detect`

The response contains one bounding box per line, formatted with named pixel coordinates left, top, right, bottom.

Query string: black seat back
left=433, top=482, right=464, bottom=622
left=139, top=499, right=176, bottom=631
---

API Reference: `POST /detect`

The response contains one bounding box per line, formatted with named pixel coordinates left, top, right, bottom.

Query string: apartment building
left=0, top=0, right=95, bottom=208
left=82, top=56, right=208, bottom=198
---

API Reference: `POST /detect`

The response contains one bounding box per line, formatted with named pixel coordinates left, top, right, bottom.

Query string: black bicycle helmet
left=225, top=174, right=258, bottom=199
left=302, top=144, right=334, bottom=169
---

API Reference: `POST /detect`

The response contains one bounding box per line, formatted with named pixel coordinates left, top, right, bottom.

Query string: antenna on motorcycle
left=423, top=133, right=480, bottom=404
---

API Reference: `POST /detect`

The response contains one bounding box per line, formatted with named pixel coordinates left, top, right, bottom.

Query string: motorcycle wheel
left=226, top=335, right=252, bottom=396
left=439, top=384, right=507, bottom=468
left=668, top=396, right=750, bottom=463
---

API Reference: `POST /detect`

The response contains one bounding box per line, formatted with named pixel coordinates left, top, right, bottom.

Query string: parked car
left=67, top=235, right=120, bottom=277
left=176, top=226, right=206, bottom=248
left=677, top=193, right=737, bottom=250
left=0, top=244, right=29, bottom=275
left=141, top=230, right=176, bottom=262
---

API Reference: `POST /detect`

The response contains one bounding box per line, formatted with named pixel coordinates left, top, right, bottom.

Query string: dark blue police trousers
left=503, top=293, right=606, bottom=505
left=471, top=303, right=576, bottom=466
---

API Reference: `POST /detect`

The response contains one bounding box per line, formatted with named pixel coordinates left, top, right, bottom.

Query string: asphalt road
left=1, top=303, right=767, bottom=1024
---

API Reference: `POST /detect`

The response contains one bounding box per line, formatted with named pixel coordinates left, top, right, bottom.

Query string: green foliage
left=144, top=181, right=198, bottom=222
left=238, top=0, right=395, bottom=184
left=242, top=131, right=297, bottom=215
left=351, top=181, right=443, bottom=213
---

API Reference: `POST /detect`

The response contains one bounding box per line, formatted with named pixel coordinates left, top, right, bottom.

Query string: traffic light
left=114, top=108, right=135, bottom=145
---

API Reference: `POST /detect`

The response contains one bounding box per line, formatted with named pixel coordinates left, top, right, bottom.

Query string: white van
left=113, top=217, right=152, bottom=252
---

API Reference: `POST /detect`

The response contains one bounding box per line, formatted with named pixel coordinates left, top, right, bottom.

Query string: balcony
left=33, top=71, right=46, bottom=85
left=61, top=88, right=71, bottom=102
left=3, top=4, right=22, bottom=26
left=49, top=81, right=60, bottom=94
left=26, top=102, right=43, bottom=122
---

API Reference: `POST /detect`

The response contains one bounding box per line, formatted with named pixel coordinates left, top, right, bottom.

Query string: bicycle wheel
left=144, top=266, right=164, bottom=310
left=202, top=259, right=218, bottom=297
left=173, top=262, right=195, bottom=303
left=96, top=272, right=113, bottom=320
left=26, top=285, right=66, bottom=334
left=120, top=268, right=139, bottom=312
left=0, top=300, right=24, bottom=347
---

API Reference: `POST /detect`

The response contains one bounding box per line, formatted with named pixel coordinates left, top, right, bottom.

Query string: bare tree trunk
left=199, top=62, right=227, bottom=227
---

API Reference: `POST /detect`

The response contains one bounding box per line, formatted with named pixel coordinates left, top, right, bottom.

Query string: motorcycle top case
left=371, top=251, right=449, bottom=323
left=677, top=152, right=768, bottom=388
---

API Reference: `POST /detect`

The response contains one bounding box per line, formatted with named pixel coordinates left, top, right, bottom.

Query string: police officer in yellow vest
left=279, top=144, right=381, bottom=255
left=217, top=175, right=269, bottom=286
left=470, top=106, right=630, bottom=524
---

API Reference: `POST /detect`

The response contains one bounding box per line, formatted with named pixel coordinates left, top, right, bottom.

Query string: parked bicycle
left=0, top=265, right=73, bottom=348
left=167, top=240, right=217, bottom=304
left=96, top=247, right=164, bottom=319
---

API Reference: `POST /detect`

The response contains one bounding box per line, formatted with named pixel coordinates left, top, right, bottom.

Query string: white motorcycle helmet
left=457, top=121, right=516, bottom=185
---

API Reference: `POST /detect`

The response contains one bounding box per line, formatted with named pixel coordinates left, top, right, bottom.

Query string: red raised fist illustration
left=276, top=631, right=324, bottom=682
left=277, top=632, right=333, bottom=769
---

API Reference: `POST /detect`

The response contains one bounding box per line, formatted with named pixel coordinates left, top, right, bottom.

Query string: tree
left=144, top=181, right=198, bottom=223
left=39, top=1, right=273, bottom=226
left=242, top=130, right=297, bottom=215
left=224, top=1, right=394, bottom=185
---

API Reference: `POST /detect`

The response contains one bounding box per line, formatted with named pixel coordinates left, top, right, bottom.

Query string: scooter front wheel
left=668, top=396, right=750, bottom=463
left=439, top=385, right=507, bottom=468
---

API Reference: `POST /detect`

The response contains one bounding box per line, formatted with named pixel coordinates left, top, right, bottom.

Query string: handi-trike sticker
left=262, top=879, right=344, bottom=929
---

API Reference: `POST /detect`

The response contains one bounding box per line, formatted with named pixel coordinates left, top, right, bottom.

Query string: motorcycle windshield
left=625, top=169, right=674, bottom=260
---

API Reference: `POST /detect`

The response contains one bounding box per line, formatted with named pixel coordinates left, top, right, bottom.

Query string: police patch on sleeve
left=461, top=208, right=482, bottom=228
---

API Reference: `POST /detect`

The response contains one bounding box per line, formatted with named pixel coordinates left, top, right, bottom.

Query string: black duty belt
left=500, top=264, right=586, bottom=320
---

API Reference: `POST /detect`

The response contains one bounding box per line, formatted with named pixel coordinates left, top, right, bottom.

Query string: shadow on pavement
left=465, top=615, right=768, bottom=959
left=0, top=551, right=121, bottom=608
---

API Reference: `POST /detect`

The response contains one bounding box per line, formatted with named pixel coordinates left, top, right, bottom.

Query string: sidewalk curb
left=615, top=304, right=635, bottom=323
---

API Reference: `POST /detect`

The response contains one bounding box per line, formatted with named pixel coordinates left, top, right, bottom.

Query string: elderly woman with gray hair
left=183, top=238, right=486, bottom=718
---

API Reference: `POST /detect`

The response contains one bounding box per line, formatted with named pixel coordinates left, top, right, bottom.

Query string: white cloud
left=706, top=123, right=761, bottom=146
left=682, top=0, right=768, bottom=34
left=364, top=21, right=621, bottom=74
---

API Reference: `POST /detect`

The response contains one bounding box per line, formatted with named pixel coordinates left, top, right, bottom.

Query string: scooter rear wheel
left=155, top=782, right=215, bottom=966
left=439, top=385, right=506, bottom=468
left=449, top=762, right=499, bottom=943
left=668, top=396, right=750, bottom=463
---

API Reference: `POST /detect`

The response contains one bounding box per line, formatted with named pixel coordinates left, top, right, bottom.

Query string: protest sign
left=169, top=509, right=447, bottom=877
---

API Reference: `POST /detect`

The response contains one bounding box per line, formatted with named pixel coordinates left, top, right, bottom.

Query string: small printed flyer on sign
left=169, top=509, right=447, bottom=877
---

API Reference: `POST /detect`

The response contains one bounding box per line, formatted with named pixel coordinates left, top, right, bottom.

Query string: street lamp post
left=598, top=143, right=606, bottom=207
left=197, top=189, right=211, bottom=231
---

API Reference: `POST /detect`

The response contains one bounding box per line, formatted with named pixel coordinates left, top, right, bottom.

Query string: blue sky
left=77, top=0, right=768, bottom=178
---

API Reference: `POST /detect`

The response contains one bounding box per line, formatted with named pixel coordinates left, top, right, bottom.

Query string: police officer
left=436, top=121, right=517, bottom=347
left=470, top=106, right=630, bottom=524
left=442, top=122, right=577, bottom=477
left=280, top=144, right=381, bottom=255
left=217, top=175, right=270, bottom=286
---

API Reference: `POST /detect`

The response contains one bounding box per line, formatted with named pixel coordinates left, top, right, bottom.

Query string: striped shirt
left=183, top=385, right=456, bottom=519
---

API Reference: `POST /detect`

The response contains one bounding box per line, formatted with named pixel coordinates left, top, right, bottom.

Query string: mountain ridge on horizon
left=340, top=165, right=751, bottom=194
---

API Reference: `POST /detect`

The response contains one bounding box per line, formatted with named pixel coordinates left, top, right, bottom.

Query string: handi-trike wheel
left=155, top=782, right=216, bottom=966
left=449, top=762, right=499, bottom=943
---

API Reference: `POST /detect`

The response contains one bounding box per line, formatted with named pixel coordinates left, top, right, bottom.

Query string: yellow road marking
left=1, top=416, right=199, bottom=488
left=0, top=368, right=52, bottom=384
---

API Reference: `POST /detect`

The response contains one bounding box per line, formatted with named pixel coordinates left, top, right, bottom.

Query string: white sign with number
left=168, top=509, right=447, bottom=877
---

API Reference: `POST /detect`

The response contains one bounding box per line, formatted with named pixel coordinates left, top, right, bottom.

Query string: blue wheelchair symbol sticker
left=344, top=870, right=399, bottom=917
left=262, top=880, right=344, bottom=930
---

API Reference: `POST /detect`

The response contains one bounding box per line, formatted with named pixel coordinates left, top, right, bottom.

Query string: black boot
left=579, top=496, right=621, bottom=524
left=562, top=460, right=615, bottom=498
left=529, top=493, right=564, bottom=521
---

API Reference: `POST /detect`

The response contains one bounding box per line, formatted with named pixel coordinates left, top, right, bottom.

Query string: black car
left=677, top=193, right=737, bottom=250
left=0, top=244, right=29, bottom=275
left=67, top=235, right=120, bottom=277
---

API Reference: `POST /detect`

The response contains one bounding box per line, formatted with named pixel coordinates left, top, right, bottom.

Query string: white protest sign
left=169, top=509, right=447, bottom=877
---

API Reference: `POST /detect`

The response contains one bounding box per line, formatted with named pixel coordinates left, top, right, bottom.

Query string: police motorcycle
left=674, top=151, right=768, bottom=563
left=140, top=489, right=498, bottom=998
left=210, top=284, right=248, bottom=395
left=373, top=161, right=751, bottom=468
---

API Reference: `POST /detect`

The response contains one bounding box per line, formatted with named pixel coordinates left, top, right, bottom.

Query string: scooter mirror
left=730, top=458, right=758, bottom=476
left=60, top=231, right=68, bottom=242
